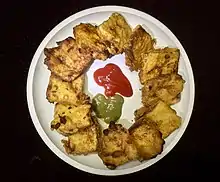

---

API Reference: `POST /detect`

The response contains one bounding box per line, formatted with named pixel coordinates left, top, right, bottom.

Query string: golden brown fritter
left=97, top=13, right=132, bottom=55
left=142, top=74, right=185, bottom=107
left=129, top=119, right=164, bottom=160
left=62, top=117, right=100, bottom=155
left=44, top=37, right=93, bottom=82
left=73, top=23, right=109, bottom=60
left=46, top=74, right=89, bottom=105
left=51, top=103, right=92, bottom=136
left=145, top=101, right=181, bottom=138
left=44, top=53, right=78, bottom=82
left=139, top=48, right=180, bottom=84
left=98, top=122, right=138, bottom=169
left=125, top=25, right=155, bottom=71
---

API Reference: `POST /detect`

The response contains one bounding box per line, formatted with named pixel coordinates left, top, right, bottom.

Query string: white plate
left=27, top=6, right=195, bottom=176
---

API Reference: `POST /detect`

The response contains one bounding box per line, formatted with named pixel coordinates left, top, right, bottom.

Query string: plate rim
left=26, top=5, right=195, bottom=176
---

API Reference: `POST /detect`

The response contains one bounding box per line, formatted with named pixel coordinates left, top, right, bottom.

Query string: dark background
left=2, top=0, right=219, bottom=181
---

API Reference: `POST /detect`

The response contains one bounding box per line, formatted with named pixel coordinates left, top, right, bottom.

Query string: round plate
left=27, top=6, right=195, bottom=175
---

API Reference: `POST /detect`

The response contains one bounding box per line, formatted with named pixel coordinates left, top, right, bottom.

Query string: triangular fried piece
left=136, top=101, right=182, bottom=139
left=142, top=74, right=185, bottom=107
left=73, top=23, right=109, bottom=60
left=125, top=25, right=155, bottom=71
left=46, top=74, right=89, bottom=105
left=139, top=48, right=180, bottom=84
left=51, top=103, right=92, bottom=136
left=98, top=122, right=138, bottom=169
left=98, top=13, right=132, bottom=55
left=129, top=119, right=164, bottom=160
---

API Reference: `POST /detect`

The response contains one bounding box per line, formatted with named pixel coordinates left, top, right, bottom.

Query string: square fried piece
left=51, top=103, right=92, bottom=136
left=125, top=25, right=155, bottom=71
left=62, top=117, right=100, bottom=155
left=129, top=119, right=164, bottom=160
left=98, top=122, right=138, bottom=169
left=73, top=23, right=109, bottom=60
left=97, top=13, right=132, bottom=55
left=139, top=48, right=180, bottom=84
left=142, top=74, right=185, bottom=107
left=146, top=101, right=182, bottom=138
left=44, top=37, right=93, bottom=82
left=46, top=74, right=89, bottom=105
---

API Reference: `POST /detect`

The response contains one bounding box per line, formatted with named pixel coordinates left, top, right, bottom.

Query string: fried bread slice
left=51, top=103, right=92, bottom=136
left=125, top=25, right=155, bottom=71
left=62, top=117, right=100, bottom=155
left=98, top=122, right=138, bottom=169
left=129, top=119, right=164, bottom=160
left=73, top=23, right=109, bottom=60
left=142, top=74, right=185, bottom=107
left=46, top=74, right=89, bottom=105
left=139, top=48, right=180, bottom=84
left=44, top=37, right=93, bottom=81
left=97, top=13, right=132, bottom=55
left=140, top=101, right=181, bottom=138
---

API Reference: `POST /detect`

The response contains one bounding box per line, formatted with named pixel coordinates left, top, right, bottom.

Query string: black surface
left=2, top=0, right=219, bottom=181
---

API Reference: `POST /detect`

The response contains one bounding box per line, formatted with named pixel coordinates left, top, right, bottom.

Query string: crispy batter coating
left=44, top=37, right=93, bottom=82
left=146, top=101, right=181, bottom=138
left=62, top=117, right=100, bottom=155
left=125, top=25, right=155, bottom=71
left=129, top=119, right=164, bottom=160
left=139, top=48, right=180, bottom=84
left=136, top=101, right=181, bottom=139
left=46, top=74, right=89, bottom=105
left=142, top=74, right=185, bottom=107
left=98, top=122, right=138, bottom=169
left=98, top=13, right=132, bottom=55
left=51, top=103, right=92, bottom=136
left=73, top=23, right=109, bottom=60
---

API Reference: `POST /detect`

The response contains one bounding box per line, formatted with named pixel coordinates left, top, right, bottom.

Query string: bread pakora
left=125, top=25, right=155, bottom=71
left=44, top=37, right=93, bottom=82
left=73, top=23, right=109, bottom=60
left=138, top=101, right=181, bottom=139
left=62, top=117, right=100, bottom=155
left=139, top=48, right=180, bottom=84
left=46, top=74, right=89, bottom=105
left=142, top=74, right=185, bottom=107
left=129, top=119, right=164, bottom=160
left=98, top=122, right=138, bottom=169
left=51, top=103, right=92, bottom=135
left=97, top=13, right=132, bottom=55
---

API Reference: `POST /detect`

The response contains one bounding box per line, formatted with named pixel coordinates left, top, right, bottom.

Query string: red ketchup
left=93, top=63, right=133, bottom=97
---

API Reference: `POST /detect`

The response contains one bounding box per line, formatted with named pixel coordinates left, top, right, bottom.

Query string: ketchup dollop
left=93, top=63, right=133, bottom=97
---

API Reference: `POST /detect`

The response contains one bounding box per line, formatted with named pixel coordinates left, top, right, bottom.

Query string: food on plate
left=98, top=122, right=138, bottom=169
left=51, top=103, right=92, bottom=135
left=62, top=117, right=100, bottom=155
left=93, top=63, right=133, bottom=97
left=125, top=25, right=155, bottom=71
left=73, top=23, right=109, bottom=60
left=129, top=119, right=164, bottom=160
left=139, top=48, right=180, bottom=84
left=92, top=94, right=124, bottom=124
left=46, top=74, right=89, bottom=105
left=98, top=13, right=132, bottom=55
left=43, top=12, right=185, bottom=169
left=135, top=101, right=181, bottom=139
left=142, top=74, right=185, bottom=107
left=44, top=37, right=93, bottom=82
